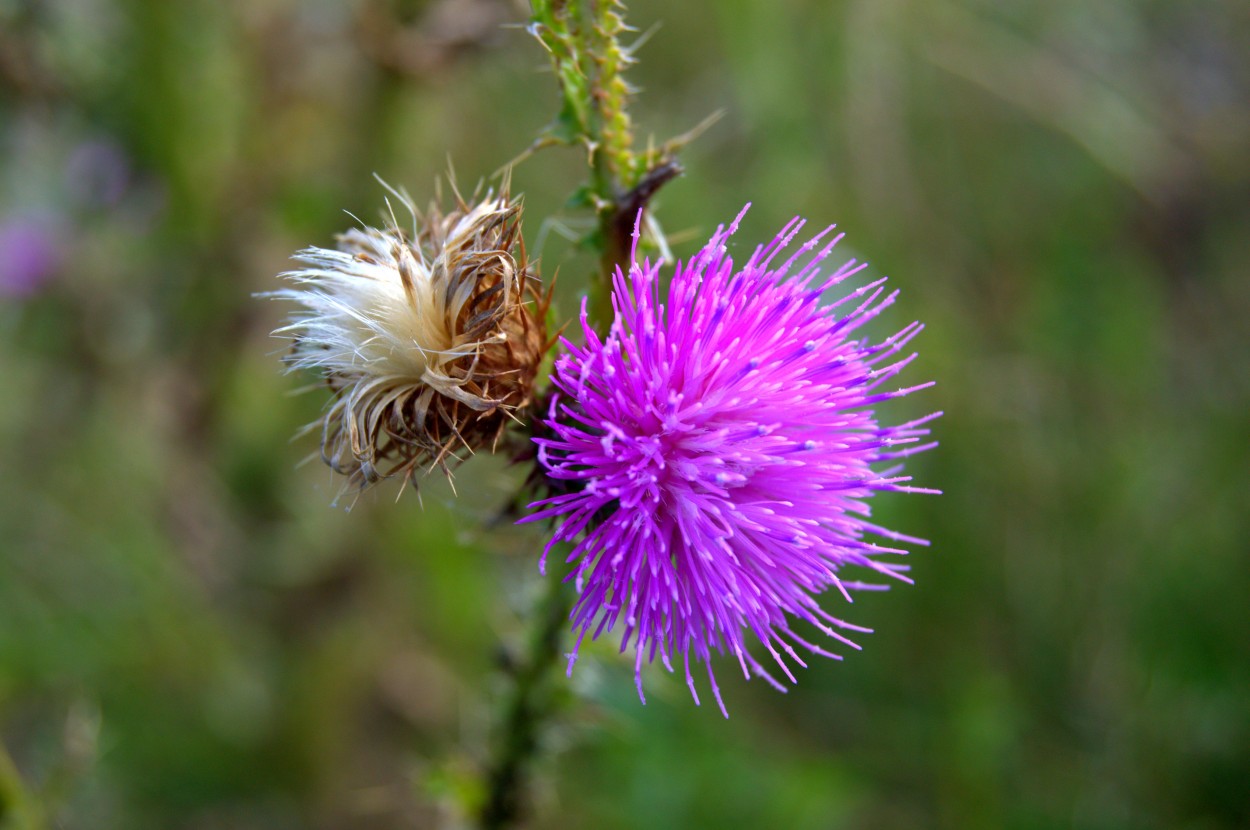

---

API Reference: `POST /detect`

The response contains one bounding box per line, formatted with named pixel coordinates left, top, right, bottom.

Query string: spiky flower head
left=525, top=207, right=940, bottom=715
left=271, top=184, right=548, bottom=491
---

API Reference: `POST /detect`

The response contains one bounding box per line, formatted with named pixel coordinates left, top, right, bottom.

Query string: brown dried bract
left=274, top=184, right=552, bottom=493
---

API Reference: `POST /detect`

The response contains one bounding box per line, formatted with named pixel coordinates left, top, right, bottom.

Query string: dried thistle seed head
left=270, top=185, right=549, bottom=492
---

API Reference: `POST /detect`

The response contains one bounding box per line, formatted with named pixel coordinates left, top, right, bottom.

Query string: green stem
left=528, top=0, right=681, bottom=329
left=472, top=4, right=689, bottom=825
left=479, top=569, right=575, bottom=829
left=593, top=157, right=683, bottom=326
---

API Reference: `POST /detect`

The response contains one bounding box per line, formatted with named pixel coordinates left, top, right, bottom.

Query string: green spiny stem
left=528, top=0, right=680, bottom=327
left=474, top=5, right=690, bottom=826
left=478, top=570, right=575, bottom=829
left=598, top=156, right=683, bottom=293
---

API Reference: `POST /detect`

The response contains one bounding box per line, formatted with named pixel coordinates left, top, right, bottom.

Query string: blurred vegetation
left=1, top=0, right=1248, bottom=828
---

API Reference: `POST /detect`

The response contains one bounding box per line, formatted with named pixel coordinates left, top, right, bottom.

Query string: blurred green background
left=2, top=0, right=1248, bottom=827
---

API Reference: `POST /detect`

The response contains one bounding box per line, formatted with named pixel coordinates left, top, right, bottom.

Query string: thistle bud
left=270, top=185, right=548, bottom=491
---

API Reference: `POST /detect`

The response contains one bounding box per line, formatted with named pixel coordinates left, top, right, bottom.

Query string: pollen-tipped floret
left=271, top=186, right=548, bottom=491
left=524, top=207, right=939, bottom=715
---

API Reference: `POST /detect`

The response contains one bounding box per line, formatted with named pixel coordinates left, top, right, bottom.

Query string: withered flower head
left=270, top=183, right=549, bottom=491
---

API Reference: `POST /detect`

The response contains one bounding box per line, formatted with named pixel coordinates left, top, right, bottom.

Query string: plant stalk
left=478, top=570, right=575, bottom=829
left=474, top=3, right=690, bottom=825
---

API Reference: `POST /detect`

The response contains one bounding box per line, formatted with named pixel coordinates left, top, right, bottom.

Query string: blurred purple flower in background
left=526, top=208, right=940, bottom=715
left=0, top=214, right=62, bottom=298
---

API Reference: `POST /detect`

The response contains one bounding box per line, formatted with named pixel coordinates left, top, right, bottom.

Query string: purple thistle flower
left=524, top=207, right=940, bottom=716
